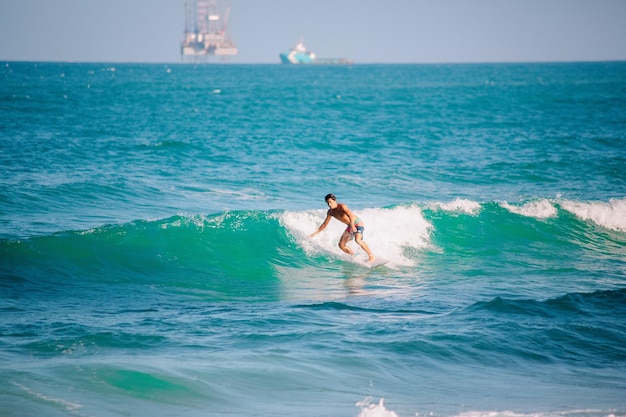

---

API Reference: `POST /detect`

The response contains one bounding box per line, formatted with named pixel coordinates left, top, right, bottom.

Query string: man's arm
left=309, top=211, right=332, bottom=238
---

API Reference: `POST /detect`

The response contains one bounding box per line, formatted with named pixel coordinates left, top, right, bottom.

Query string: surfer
left=309, top=193, right=375, bottom=263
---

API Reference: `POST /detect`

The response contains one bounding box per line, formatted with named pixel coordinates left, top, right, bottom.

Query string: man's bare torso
left=328, top=204, right=351, bottom=225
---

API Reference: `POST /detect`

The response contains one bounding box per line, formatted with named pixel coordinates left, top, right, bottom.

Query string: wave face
left=2, top=211, right=295, bottom=300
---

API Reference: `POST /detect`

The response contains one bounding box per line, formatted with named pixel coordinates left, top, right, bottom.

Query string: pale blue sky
left=1, top=0, right=625, bottom=63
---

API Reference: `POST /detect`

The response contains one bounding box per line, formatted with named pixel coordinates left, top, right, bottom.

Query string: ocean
left=1, top=61, right=625, bottom=417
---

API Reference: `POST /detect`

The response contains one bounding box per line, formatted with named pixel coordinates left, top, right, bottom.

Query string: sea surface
left=1, top=61, right=625, bottom=417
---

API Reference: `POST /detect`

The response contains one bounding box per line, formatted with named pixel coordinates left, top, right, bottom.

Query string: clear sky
left=1, top=0, right=626, bottom=64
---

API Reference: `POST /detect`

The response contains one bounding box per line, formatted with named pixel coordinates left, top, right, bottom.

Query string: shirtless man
left=309, top=193, right=375, bottom=262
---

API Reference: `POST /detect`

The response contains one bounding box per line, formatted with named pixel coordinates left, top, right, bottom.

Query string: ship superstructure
left=181, top=0, right=237, bottom=62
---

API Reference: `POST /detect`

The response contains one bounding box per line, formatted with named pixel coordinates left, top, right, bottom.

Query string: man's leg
left=355, top=233, right=375, bottom=262
left=338, top=231, right=354, bottom=255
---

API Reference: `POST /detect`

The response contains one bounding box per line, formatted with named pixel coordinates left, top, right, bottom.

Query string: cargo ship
left=279, top=39, right=352, bottom=65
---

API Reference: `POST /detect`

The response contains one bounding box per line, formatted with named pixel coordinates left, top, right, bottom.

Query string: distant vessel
left=181, top=0, right=237, bottom=63
left=279, top=39, right=316, bottom=64
left=279, top=39, right=352, bottom=65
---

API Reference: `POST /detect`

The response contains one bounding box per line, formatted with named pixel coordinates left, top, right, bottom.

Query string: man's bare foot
left=367, top=256, right=375, bottom=263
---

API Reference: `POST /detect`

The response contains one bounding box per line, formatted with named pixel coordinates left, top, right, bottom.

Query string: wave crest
left=560, top=197, right=626, bottom=232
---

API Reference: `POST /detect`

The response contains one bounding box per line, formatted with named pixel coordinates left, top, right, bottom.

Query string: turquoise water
left=1, top=62, right=625, bottom=417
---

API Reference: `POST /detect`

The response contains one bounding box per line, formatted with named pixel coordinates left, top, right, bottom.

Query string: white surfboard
left=367, top=258, right=389, bottom=268
left=344, top=255, right=389, bottom=269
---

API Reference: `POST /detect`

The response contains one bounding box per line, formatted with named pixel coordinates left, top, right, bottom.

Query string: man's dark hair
left=325, top=193, right=336, bottom=202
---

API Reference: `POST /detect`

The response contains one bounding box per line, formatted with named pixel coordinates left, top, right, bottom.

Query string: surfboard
left=368, top=258, right=389, bottom=268
left=343, top=255, right=389, bottom=269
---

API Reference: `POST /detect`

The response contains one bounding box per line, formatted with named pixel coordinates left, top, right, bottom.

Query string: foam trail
left=14, top=383, right=83, bottom=415
left=279, top=205, right=432, bottom=267
left=560, top=197, right=626, bottom=232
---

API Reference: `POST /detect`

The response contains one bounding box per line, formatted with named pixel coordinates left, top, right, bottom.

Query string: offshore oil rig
left=181, top=0, right=237, bottom=62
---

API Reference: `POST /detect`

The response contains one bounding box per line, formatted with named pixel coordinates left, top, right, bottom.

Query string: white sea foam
left=432, top=198, right=481, bottom=215
left=356, top=398, right=399, bottom=417
left=500, top=199, right=558, bottom=219
left=359, top=405, right=626, bottom=417
left=560, top=197, right=626, bottom=232
left=279, top=205, right=432, bottom=267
